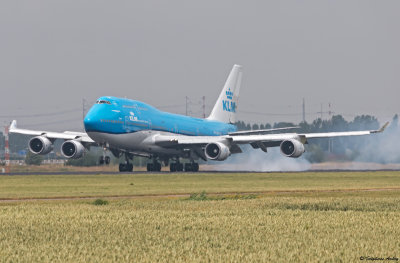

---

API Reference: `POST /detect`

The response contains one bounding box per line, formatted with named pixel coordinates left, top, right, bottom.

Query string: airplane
left=9, top=65, right=389, bottom=172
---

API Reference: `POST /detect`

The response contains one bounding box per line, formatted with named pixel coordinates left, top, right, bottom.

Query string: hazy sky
left=1, top=1, right=399, bottom=131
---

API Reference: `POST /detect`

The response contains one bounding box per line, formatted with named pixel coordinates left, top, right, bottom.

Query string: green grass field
left=1, top=171, right=400, bottom=199
left=1, top=171, right=400, bottom=262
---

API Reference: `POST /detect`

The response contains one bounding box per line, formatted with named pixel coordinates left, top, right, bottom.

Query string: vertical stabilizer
left=207, top=64, right=242, bottom=123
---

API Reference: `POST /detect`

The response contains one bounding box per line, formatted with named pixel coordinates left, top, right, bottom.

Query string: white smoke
left=204, top=118, right=400, bottom=172
left=207, top=145, right=311, bottom=172
left=353, top=125, right=400, bottom=164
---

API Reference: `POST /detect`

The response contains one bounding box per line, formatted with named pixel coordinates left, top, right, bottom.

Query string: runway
left=2, top=169, right=400, bottom=176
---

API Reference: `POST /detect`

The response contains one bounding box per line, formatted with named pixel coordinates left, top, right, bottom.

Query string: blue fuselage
left=84, top=97, right=236, bottom=136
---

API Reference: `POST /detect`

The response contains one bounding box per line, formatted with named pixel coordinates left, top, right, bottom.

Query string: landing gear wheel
left=193, top=163, right=199, bottom=172
left=119, top=163, right=133, bottom=172
left=105, top=156, right=111, bottom=165
left=155, top=162, right=161, bottom=172
left=184, top=163, right=192, bottom=172
left=147, top=162, right=162, bottom=172
left=99, top=156, right=105, bottom=165
left=184, top=163, right=199, bottom=172
left=177, top=163, right=183, bottom=172
left=170, top=163, right=177, bottom=172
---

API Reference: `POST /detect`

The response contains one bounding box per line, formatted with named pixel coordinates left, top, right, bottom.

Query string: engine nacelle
left=280, top=139, right=305, bottom=158
left=29, top=136, right=53, bottom=155
left=205, top=142, right=231, bottom=161
left=61, top=140, right=85, bottom=159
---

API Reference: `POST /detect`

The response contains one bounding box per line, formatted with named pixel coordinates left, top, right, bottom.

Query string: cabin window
left=96, top=100, right=111, bottom=105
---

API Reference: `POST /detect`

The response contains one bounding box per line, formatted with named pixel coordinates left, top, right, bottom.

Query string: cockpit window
left=96, top=100, right=111, bottom=105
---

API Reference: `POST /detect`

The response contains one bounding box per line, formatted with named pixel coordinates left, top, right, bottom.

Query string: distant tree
left=298, top=121, right=311, bottom=133
left=252, top=123, right=259, bottom=130
left=350, top=115, right=379, bottom=131
left=330, top=115, right=348, bottom=131
left=311, top=118, right=323, bottom=132
left=235, top=121, right=247, bottom=131
left=25, top=151, right=43, bottom=165
left=387, top=114, right=398, bottom=132
left=393, top=114, right=399, bottom=127
left=273, top=122, right=295, bottom=129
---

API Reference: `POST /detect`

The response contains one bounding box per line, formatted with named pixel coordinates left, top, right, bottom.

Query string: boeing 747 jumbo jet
left=10, top=65, right=388, bottom=172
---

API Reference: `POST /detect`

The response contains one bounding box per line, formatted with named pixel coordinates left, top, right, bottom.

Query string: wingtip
left=372, top=121, right=389, bottom=133
left=380, top=122, right=390, bottom=132
left=9, top=120, right=17, bottom=130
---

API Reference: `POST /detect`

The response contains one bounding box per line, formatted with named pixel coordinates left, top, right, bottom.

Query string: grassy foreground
left=0, top=172, right=400, bottom=262
left=1, top=171, right=400, bottom=199
left=1, top=192, right=400, bottom=262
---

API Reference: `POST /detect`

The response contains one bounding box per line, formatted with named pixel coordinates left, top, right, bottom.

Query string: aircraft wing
left=228, top=126, right=299, bottom=136
left=9, top=120, right=95, bottom=143
left=155, top=122, right=389, bottom=147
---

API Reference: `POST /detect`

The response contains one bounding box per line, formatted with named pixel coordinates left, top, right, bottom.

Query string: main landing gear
left=184, top=162, right=199, bottom=172
left=119, top=153, right=133, bottom=172
left=146, top=161, right=162, bottom=172
left=144, top=156, right=200, bottom=172
left=169, top=161, right=199, bottom=172
left=119, top=163, right=133, bottom=172
left=169, top=162, right=183, bottom=172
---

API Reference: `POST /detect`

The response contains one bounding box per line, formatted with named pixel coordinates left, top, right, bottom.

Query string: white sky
left=1, top=1, right=399, bottom=131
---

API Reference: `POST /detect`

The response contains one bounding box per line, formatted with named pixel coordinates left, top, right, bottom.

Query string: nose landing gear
left=99, top=156, right=111, bottom=165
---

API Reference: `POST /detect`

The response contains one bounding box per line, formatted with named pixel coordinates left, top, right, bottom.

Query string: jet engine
left=280, top=139, right=305, bottom=158
left=205, top=142, right=230, bottom=161
left=61, top=140, right=85, bottom=159
left=29, top=136, right=53, bottom=155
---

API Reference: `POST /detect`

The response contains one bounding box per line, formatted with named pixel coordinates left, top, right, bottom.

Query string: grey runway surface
left=1, top=169, right=400, bottom=176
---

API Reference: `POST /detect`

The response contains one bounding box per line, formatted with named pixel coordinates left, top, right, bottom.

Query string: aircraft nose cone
left=84, top=115, right=97, bottom=132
